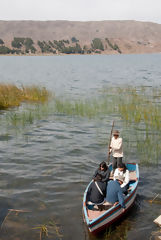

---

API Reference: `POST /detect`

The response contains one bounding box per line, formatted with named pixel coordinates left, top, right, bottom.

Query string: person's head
left=99, top=161, right=108, bottom=172
left=115, top=175, right=124, bottom=185
left=118, top=163, right=127, bottom=173
left=113, top=130, right=120, bottom=139
left=94, top=173, right=102, bottom=182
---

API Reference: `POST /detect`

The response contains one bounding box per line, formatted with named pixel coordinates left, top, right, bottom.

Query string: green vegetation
left=91, top=38, right=104, bottom=51
left=38, top=40, right=71, bottom=53
left=0, top=84, right=51, bottom=110
left=0, top=84, right=160, bottom=165
left=24, top=38, right=36, bottom=53
left=62, top=39, right=69, bottom=44
left=0, top=43, right=23, bottom=55
left=51, top=86, right=161, bottom=164
left=0, top=36, right=112, bottom=55
left=38, top=40, right=56, bottom=53
left=104, top=219, right=131, bottom=240
left=115, top=87, right=161, bottom=164
left=11, top=37, right=25, bottom=48
left=53, top=40, right=65, bottom=51
left=11, top=37, right=36, bottom=54
left=71, top=37, right=79, bottom=43
left=95, top=50, right=101, bottom=54
left=0, top=46, right=11, bottom=54
left=62, top=43, right=84, bottom=54
left=37, top=39, right=84, bottom=54
left=105, top=38, right=121, bottom=53
left=115, top=87, right=161, bottom=129
left=0, top=38, right=4, bottom=44
left=32, top=219, right=63, bottom=240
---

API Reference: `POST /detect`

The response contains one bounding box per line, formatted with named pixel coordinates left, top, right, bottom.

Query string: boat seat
left=129, top=171, right=137, bottom=181
left=87, top=201, right=112, bottom=220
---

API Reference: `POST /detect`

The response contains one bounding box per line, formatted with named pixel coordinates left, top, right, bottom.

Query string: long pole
left=107, top=121, right=115, bottom=165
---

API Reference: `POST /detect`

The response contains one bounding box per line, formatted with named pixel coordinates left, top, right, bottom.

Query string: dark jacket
left=106, top=180, right=125, bottom=208
left=93, top=168, right=110, bottom=183
left=87, top=180, right=106, bottom=204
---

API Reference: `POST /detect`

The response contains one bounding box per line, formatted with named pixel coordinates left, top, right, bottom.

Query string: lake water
left=0, top=54, right=161, bottom=240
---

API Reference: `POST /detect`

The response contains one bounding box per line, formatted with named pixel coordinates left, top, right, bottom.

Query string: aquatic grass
left=21, top=85, right=52, bottom=103
left=104, top=219, right=131, bottom=240
left=0, top=84, right=51, bottom=110
left=32, top=225, right=48, bottom=240
left=0, top=84, right=22, bottom=109
left=33, top=219, right=63, bottom=240
left=113, top=87, right=161, bottom=131
left=0, top=84, right=160, bottom=165
left=112, top=87, right=161, bottom=165
left=52, top=86, right=161, bottom=165
left=3, top=103, right=52, bottom=128
left=53, top=95, right=117, bottom=118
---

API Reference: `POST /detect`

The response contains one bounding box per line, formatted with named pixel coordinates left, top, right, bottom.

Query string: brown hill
left=0, top=20, right=161, bottom=54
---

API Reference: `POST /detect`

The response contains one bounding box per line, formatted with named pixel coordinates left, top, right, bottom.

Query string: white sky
left=0, top=0, right=161, bottom=24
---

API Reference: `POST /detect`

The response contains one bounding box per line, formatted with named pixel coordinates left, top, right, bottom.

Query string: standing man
left=109, top=130, right=123, bottom=173
left=105, top=175, right=126, bottom=212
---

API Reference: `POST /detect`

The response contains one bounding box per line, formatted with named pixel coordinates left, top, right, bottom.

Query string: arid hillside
left=0, top=20, right=161, bottom=55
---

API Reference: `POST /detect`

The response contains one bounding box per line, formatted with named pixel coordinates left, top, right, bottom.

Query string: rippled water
left=0, top=54, right=161, bottom=240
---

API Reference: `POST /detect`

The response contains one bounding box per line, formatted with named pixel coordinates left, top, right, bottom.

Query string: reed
left=0, top=84, right=160, bottom=165
left=0, top=84, right=51, bottom=110
left=33, top=220, right=63, bottom=240
left=53, top=95, right=117, bottom=118
left=4, top=103, right=52, bottom=127
left=104, top=219, right=131, bottom=240
left=116, top=87, right=161, bottom=131
left=51, top=86, right=161, bottom=164
left=21, top=85, right=51, bottom=103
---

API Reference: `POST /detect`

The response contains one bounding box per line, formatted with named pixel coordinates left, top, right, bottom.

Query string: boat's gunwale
left=83, top=163, right=139, bottom=231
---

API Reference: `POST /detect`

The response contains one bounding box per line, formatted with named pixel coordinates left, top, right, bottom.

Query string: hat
left=113, top=130, right=120, bottom=136
left=115, top=175, right=124, bottom=183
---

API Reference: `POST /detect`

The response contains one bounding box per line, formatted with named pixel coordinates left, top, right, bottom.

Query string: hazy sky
left=0, top=0, right=161, bottom=23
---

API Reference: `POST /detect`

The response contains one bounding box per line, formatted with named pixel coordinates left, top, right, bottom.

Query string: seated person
left=93, top=161, right=110, bottom=183
left=87, top=174, right=106, bottom=210
left=105, top=175, right=126, bottom=212
left=114, top=163, right=129, bottom=193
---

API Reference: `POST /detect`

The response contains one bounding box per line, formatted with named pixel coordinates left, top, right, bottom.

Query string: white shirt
left=110, top=136, right=123, bottom=158
left=114, top=168, right=129, bottom=188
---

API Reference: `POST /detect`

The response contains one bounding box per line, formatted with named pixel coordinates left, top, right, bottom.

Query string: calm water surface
left=0, top=54, right=161, bottom=240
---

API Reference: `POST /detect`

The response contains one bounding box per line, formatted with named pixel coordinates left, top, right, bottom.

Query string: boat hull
left=83, top=163, right=139, bottom=234
left=88, top=189, right=137, bottom=234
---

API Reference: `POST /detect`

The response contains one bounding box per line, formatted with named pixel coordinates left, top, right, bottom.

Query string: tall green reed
left=0, top=85, right=160, bottom=165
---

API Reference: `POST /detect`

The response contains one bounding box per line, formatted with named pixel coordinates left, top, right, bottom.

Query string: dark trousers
left=112, top=157, right=123, bottom=171
left=121, top=184, right=129, bottom=194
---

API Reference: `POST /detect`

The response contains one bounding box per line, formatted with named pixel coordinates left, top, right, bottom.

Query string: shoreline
left=0, top=51, right=161, bottom=57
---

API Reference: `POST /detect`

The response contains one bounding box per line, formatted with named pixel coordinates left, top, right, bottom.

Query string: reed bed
left=51, top=86, right=161, bottom=164
left=3, top=103, right=52, bottom=127
left=0, top=84, right=160, bottom=164
left=54, top=95, right=117, bottom=118
left=53, top=87, right=161, bottom=131
left=0, top=84, right=51, bottom=110
left=116, top=87, right=161, bottom=130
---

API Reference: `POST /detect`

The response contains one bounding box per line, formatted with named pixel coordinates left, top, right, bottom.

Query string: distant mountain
left=0, top=20, right=161, bottom=55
